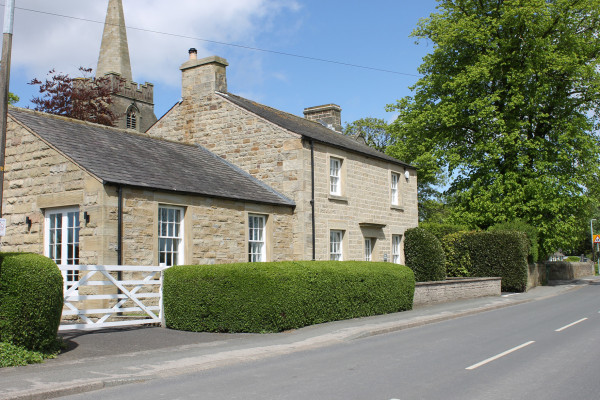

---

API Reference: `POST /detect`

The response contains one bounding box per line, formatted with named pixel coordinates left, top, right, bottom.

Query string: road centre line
left=555, top=318, right=588, bottom=332
left=466, top=341, right=535, bottom=370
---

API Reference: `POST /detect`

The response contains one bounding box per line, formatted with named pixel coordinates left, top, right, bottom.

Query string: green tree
left=387, top=0, right=600, bottom=256
left=8, top=93, right=18, bottom=105
left=343, top=117, right=392, bottom=153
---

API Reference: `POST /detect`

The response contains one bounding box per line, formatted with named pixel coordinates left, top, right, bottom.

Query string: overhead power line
left=6, top=4, right=422, bottom=78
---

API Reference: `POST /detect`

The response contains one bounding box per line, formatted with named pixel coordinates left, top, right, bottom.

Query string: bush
left=488, top=219, right=539, bottom=263
left=0, top=253, right=64, bottom=351
left=0, top=341, right=58, bottom=368
left=163, top=261, right=415, bottom=333
left=442, top=231, right=529, bottom=292
left=442, top=232, right=471, bottom=277
left=420, top=222, right=472, bottom=241
left=404, top=227, right=446, bottom=281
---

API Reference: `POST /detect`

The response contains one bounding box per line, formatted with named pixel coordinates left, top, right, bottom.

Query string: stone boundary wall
left=527, top=263, right=546, bottom=290
left=413, top=277, right=501, bottom=307
left=527, top=262, right=595, bottom=289
left=545, top=261, right=595, bottom=281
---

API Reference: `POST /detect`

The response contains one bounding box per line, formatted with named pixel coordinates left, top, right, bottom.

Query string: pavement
left=1, top=277, right=599, bottom=400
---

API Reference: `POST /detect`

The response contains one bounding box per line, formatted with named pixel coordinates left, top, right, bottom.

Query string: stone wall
left=2, top=116, right=113, bottom=265
left=148, top=94, right=419, bottom=261
left=120, top=188, right=295, bottom=266
left=413, top=277, right=502, bottom=307
left=545, top=261, right=595, bottom=281
left=527, top=263, right=547, bottom=290
left=311, top=142, right=418, bottom=262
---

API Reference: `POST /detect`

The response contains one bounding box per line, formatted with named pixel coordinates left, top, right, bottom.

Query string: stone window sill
left=328, top=194, right=349, bottom=203
left=391, top=204, right=404, bottom=211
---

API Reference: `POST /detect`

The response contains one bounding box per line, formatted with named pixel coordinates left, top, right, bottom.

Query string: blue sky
left=3, top=0, right=439, bottom=126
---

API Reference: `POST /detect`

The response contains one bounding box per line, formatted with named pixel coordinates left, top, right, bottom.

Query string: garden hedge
left=442, top=231, right=529, bottom=292
left=488, top=219, right=539, bottom=263
left=0, top=253, right=64, bottom=351
left=404, top=227, right=446, bottom=282
left=163, top=261, right=415, bottom=333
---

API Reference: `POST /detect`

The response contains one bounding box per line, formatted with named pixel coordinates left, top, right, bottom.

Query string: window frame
left=391, top=172, right=400, bottom=206
left=158, top=205, right=185, bottom=267
left=392, top=234, right=402, bottom=264
left=365, top=237, right=373, bottom=262
left=330, top=230, right=344, bottom=261
left=248, top=214, right=267, bottom=262
left=44, top=207, right=80, bottom=289
left=329, top=157, right=342, bottom=196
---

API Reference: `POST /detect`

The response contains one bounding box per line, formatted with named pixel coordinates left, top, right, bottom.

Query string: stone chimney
left=303, top=104, right=342, bottom=133
left=180, top=49, right=228, bottom=99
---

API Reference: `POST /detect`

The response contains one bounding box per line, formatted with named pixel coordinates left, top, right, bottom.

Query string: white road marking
left=466, top=341, right=535, bottom=370
left=555, top=318, right=588, bottom=332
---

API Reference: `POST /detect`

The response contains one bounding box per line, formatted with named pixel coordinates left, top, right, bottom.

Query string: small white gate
left=58, top=265, right=169, bottom=331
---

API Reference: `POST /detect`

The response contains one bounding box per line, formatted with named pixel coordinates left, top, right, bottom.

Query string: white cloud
left=3, top=0, right=300, bottom=87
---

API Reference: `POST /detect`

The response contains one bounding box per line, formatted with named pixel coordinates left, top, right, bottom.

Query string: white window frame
left=365, top=238, right=373, bottom=261
left=44, top=207, right=80, bottom=288
left=248, top=214, right=267, bottom=262
left=158, top=205, right=184, bottom=267
left=391, top=172, right=400, bottom=206
left=392, top=234, right=402, bottom=264
left=330, top=230, right=343, bottom=261
left=330, top=157, right=342, bottom=196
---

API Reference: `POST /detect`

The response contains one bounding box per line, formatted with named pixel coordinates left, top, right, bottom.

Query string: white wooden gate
left=58, top=265, right=169, bottom=331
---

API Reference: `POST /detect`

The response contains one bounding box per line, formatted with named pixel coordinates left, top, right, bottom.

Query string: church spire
left=96, top=0, right=132, bottom=81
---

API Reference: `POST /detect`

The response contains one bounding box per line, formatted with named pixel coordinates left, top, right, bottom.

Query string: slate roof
left=8, top=108, right=295, bottom=207
left=218, top=92, right=413, bottom=168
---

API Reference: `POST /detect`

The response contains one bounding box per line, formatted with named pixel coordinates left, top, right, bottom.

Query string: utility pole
left=0, top=0, right=14, bottom=218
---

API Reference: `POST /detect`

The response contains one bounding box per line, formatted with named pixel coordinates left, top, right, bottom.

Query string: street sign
left=594, top=234, right=600, bottom=244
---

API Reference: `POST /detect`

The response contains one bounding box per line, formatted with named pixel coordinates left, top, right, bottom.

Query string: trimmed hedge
left=488, top=219, right=539, bottom=263
left=404, top=227, right=446, bottom=282
left=420, top=222, right=472, bottom=241
left=163, top=261, right=415, bottom=333
left=442, top=231, right=529, bottom=292
left=0, top=253, right=64, bottom=351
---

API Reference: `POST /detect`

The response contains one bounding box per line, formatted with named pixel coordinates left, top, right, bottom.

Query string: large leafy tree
left=387, top=0, right=600, bottom=256
left=29, top=67, right=119, bottom=127
left=343, top=117, right=393, bottom=153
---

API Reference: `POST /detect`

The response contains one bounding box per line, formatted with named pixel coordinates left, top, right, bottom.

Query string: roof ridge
left=217, top=92, right=413, bottom=168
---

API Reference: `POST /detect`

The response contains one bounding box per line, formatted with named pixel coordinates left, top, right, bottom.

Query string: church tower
left=97, top=0, right=157, bottom=132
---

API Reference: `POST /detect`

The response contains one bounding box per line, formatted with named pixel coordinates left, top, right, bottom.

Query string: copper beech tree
left=29, top=67, right=120, bottom=127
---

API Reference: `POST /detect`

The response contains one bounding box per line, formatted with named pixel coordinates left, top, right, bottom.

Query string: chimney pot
left=189, top=48, right=198, bottom=60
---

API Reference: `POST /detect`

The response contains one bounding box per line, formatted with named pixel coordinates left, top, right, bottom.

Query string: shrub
left=420, top=222, right=472, bottom=241
left=404, top=227, right=446, bottom=281
left=442, top=231, right=529, bottom=292
left=0, top=341, right=58, bottom=368
left=163, top=261, right=415, bottom=333
left=442, top=232, right=471, bottom=277
left=488, top=219, right=539, bottom=263
left=0, top=253, right=64, bottom=351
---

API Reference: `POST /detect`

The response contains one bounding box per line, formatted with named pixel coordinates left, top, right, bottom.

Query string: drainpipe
left=117, top=185, right=123, bottom=271
left=310, top=140, right=316, bottom=261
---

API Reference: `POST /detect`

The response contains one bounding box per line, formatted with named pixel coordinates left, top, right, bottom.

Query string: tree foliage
left=387, top=0, right=600, bottom=256
left=29, top=67, right=119, bottom=126
left=8, top=93, right=19, bottom=105
left=343, top=117, right=392, bottom=152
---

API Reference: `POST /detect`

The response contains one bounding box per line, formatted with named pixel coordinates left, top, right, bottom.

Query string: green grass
left=0, top=341, right=60, bottom=368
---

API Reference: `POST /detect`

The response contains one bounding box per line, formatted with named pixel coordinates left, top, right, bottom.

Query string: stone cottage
left=147, top=50, right=419, bottom=263
left=2, top=108, right=295, bottom=286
